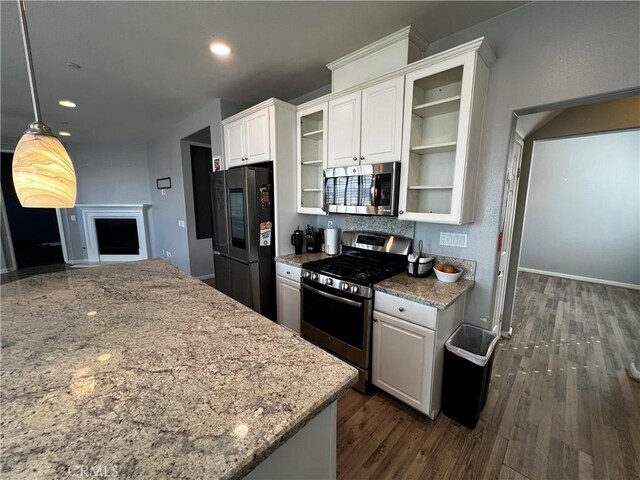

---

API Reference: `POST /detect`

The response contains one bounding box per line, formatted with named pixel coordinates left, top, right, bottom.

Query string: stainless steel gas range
left=300, top=231, right=412, bottom=392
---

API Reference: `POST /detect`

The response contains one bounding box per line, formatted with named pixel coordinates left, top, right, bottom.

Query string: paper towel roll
left=325, top=228, right=340, bottom=255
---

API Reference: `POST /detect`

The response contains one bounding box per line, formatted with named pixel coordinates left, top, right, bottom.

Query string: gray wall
left=59, top=143, right=151, bottom=262
left=520, top=130, right=639, bottom=286
left=146, top=99, right=244, bottom=275
left=407, top=1, right=640, bottom=327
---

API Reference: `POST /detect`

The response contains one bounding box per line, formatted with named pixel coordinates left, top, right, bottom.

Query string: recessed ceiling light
left=209, top=42, right=231, bottom=56
left=58, top=99, right=77, bottom=108
left=59, top=131, right=71, bottom=137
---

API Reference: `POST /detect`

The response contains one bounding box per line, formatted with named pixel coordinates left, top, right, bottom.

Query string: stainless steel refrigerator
left=210, top=165, right=276, bottom=320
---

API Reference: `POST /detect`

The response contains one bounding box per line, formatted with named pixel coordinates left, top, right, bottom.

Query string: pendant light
left=12, top=0, right=76, bottom=208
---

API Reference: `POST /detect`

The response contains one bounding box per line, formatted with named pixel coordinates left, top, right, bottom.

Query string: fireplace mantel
left=76, top=204, right=151, bottom=263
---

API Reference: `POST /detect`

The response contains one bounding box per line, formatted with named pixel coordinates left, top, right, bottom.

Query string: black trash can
left=442, top=324, right=499, bottom=429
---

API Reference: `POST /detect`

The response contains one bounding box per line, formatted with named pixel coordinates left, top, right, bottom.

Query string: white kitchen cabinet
left=372, top=290, right=465, bottom=419
left=276, top=262, right=302, bottom=334
left=223, top=106, right=271, bottom=168
left=297, top=104, right=327, bottom=214
left=398, top=39, right=493, bottom=224
left=372, top=311, right=435, bottom=413
left=327, top=77, right=404, bottom=168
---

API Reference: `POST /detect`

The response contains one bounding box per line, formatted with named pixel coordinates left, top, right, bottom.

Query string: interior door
left=224, top=118, right=245, bottom=168
left=361, top=77, right=404, bottom=164
left=327, top=91, right=362, bottom=168
left=245, top=109, right=271, bottom=163
left=492, top=134, right=524, bottom=334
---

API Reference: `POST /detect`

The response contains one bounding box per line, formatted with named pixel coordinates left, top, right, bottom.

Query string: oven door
left=301, top=280, right=372, bottom=369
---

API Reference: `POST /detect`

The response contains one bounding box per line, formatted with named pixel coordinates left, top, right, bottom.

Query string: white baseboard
left=518, top=267, right=640, bottom=290
left=197, top=273, right=215, bottom=280
left=1, top=267, right=15, bottom=274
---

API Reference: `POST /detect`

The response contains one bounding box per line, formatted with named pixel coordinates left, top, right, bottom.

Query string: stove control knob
left=311, top=273, right=319, bottom=281
left=303, top=271, right=311, bottom=279
left=324, top=278, right=333, bottom=286
left=341, top=283, right=350, bottom=291
left=350, top=285, right=360, bottom=294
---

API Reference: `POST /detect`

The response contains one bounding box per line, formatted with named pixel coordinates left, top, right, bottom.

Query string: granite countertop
left=275, top=252, right=332, bottom=267
left=375, top=272, right=475, bottom=309
left=0, top=260, right=357, bottom=479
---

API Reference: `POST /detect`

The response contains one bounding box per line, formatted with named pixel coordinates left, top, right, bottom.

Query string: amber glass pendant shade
left=12, top=132, right=77, bottom=208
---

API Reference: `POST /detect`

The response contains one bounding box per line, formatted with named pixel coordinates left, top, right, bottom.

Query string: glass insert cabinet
left=398, top=46, right=491, bottom=224
left=296, top=104, right=327, bottom=215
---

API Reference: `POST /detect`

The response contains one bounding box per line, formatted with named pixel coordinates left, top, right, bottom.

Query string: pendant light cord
left=17, top=0, right=41, bottom=123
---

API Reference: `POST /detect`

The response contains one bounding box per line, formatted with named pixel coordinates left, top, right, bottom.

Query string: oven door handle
left=302, top=283, right=363, bottom=308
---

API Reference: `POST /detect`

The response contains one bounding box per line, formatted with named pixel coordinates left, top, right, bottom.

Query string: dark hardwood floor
left=337, top=272, right=640, bottom=479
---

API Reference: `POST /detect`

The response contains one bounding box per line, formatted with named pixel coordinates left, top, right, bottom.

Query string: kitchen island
left=0, top=260, right=357, bottom=479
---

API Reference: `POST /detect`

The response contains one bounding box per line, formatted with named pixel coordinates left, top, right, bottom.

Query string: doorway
left=494, top=94, right=640, bottom=336
left=0, top=152, right=65, bottom=269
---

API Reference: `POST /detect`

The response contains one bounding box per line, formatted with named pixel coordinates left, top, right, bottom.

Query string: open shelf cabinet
left=297, top=104, right=328, bottom=215
left=398, top=43, right=492, bottom=224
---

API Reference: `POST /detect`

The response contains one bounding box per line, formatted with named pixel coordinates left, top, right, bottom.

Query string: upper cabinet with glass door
left=398, top=39, right=494, bottom=224
left=297, top=104, right=327, bottom=214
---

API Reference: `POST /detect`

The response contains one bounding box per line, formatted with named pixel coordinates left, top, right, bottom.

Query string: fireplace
left=77, top=204, right=150, bottom=263
left=95, top=219, right=140, bottom=255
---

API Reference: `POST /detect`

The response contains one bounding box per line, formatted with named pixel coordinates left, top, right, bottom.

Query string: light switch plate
left=178, top=220, right=185, bottom=228
left=440, top=232, right=468, bottom=248
left=70, top=215, right=76, bottom=221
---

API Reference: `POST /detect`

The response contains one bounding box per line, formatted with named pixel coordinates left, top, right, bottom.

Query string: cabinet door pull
left=286, top=271, right=290, bottom=275
left=353, top=156, right=358, bottom=161
left=398, top=307, right=405, bottom=312
left=360, top=156, right=365, bottom=160
left=373, top=317, right=378, bottom=322
left=399, top=210, right=405, bottom=215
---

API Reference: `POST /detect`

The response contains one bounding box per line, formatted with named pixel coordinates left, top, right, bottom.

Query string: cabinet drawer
left=374, top=291, right=436, bottom=330
left=276, top=262, right=301, bottom=282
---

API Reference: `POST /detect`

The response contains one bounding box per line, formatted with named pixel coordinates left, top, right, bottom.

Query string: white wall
left=519, top=130, right=639, bottom=287
left=408, top=1, right=640, bottom=327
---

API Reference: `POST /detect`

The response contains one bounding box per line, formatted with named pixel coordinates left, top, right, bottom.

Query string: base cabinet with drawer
left=276, top=263, right=302, bottom=334
left=372, top=290, right=465, bottom=419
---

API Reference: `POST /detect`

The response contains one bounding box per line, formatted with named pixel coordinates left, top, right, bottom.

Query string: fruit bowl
left=433, top=266, right=462, bottom=283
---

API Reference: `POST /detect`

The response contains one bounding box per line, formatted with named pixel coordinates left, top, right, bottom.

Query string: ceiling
left=1, top=1, right=526, bottom=145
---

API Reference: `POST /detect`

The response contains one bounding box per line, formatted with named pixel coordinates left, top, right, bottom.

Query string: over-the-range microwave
left=323, top=162, right=400, bottom=216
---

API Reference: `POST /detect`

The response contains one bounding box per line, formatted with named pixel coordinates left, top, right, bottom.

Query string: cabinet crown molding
left=326, top=26, right=429, bottom=71
left=299, top=37, right=495, bottom=111
left=222, top=97, right=296, bottom=125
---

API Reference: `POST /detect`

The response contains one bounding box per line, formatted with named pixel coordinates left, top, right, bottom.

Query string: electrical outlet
left=70, top=215, right=76, bottom=221
left=440, top=232, right=468, bottom=248
left=166, top=251, right=171, bottom=258
left=328, top=221, right=334, bottom=229
left=161, top=249, right=165, bottom=256
left=178, top=220, right=185, bottom=228
left=161, top=189, right=166, bottom=196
